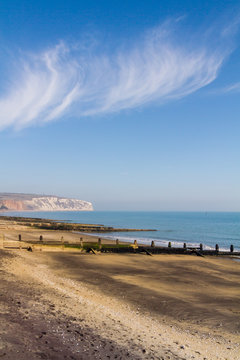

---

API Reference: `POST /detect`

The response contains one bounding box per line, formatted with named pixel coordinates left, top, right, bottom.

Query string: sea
left=2, top=211, right=240, bottom=251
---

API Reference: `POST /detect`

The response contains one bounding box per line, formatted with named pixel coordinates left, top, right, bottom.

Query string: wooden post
left=61, top=236, right=64, bottom=251
left=183, top=243, right=187, bottom=249
left=18, top=234, right=22, bottom=241
left=230, top=244, right=234, bottom=253
left=151, top=241, right=155, bottom=247
left=98, top=238, right=102, bottom=250
left=215, top=244, right=219, bottom=252
left=40, top=235, right=43, bottom=242
left=168, top=241, right=172, bottom=248
left=200, top=243, right=203, bottom=251
left=80, top=237, right=83, bottom=248
left=116, top=239, right=119, bottom=245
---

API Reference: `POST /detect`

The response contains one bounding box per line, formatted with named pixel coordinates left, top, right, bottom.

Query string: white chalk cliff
left=0, top=193, right=93, bottom=211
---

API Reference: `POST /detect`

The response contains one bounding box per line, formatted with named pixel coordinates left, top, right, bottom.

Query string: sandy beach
left=0, top=218, right=240, bottom=359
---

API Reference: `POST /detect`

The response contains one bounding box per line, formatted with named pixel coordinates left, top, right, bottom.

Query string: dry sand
left=0, top=218, right=240, bottom=359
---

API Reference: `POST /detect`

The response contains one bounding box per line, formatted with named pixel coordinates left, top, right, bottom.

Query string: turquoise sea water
left=2, top=211, right=240, bottom=251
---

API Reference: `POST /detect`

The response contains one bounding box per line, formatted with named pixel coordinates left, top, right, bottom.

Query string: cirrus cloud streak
left=0, top=23, right=234, bottom=130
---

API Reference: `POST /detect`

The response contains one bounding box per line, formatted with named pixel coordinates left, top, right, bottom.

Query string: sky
left=0, top=0, right=240, bottom=211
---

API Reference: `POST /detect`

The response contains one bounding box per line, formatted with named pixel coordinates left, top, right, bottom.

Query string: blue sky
left=0, top=0, right=240, bottom=210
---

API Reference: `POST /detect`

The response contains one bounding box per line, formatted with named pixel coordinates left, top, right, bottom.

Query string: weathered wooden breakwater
left=99, top=245, right=240, bottom=256
left=0, top=215, right=156, bottom=233
left=5, top=233, right=238, bottom=256
left=85, top=238, right=240, bottom=256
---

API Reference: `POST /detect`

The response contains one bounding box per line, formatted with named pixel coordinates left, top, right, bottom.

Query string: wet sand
left=0, top=218, right=240, bottom=359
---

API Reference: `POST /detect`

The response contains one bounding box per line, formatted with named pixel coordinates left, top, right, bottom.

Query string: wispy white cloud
left=0, top=21, right=235, bottom=131
left=210, top=81, right=240, bottom=95
left=222, top=82, right=240, bottom=93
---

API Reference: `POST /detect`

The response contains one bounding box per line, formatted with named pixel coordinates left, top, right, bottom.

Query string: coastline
left=1, top=217, right=240, bottom=359
left=1, top=215, right=238, bottom=255
left=1, top=210, right=239, bottom=252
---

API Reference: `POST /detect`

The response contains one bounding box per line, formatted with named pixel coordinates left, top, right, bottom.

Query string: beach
left=0, top=218, right=240, bottom=359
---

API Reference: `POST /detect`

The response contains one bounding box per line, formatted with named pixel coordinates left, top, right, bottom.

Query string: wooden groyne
left=4, top=233, right=238, bottom=256
left=1, top=237, right=239, bottom=256
left=0, top=215, right=156, bottom=233
left=99, top=245, right=240, bottom=256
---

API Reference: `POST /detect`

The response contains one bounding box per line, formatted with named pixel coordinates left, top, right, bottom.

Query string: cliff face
left=0, top=200, right=26, bottom=211
left=0, top=193, right=93, bottom=211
